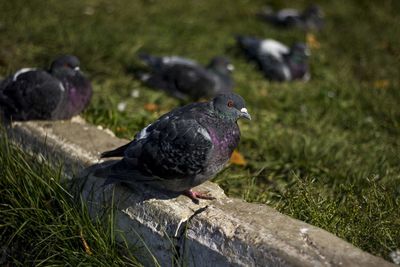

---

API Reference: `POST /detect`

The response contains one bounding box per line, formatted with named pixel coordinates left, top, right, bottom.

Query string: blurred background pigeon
left=137, top=53, right=234, bottom=101
left=0, top=55, right=92, bottom=121
left=258, top=4, right=324, bottom=31
left=236, top=36, right=310, bottom=82
left=95, top=93, right=251, bottom=203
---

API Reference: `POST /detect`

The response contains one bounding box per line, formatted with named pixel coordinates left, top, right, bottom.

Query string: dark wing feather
left=107, top=103, right=211, bottom=177
left=139, top=54, right=197, bottom=72
left=140, top=57, right=215, bottom=100
left=257, top=54, right=288, bottom=81
left=164, top=64, right=215, bottom=100
left=101, top=141, right=134, bottom=158
left=236, top=36, right=262, bottom=61
left=127, top=118, right=212, bottom=180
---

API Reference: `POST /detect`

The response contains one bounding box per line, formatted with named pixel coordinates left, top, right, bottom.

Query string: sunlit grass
left=0, top=132, right=142, bottom=265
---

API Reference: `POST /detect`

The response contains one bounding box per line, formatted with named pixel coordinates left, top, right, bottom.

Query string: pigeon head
left=290, top=43, right=310, bottom=63
left=50, top=55, right=81, bottom=76
left=213, top=93, right=251, bottom=121
left=208, top=57, right=234, bottom=74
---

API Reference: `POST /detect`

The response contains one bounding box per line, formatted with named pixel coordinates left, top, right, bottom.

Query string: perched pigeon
left=258, top=4, right=324, bottom=31
left=96, top=93, right=251, bottom=203
left=0, top=55, right=92, bottom=121
left=137, top=53, right=234, bottom=101
left=236, top=36, right=310, bottom=82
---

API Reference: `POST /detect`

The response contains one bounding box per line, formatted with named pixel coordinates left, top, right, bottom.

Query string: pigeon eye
left=227, top=100, right=234, bottom=107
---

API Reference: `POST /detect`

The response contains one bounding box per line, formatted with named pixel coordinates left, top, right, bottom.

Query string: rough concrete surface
left=5, top=117, right=396, bottom=267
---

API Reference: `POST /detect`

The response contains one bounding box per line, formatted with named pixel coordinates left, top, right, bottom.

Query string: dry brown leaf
left=115, top=126, right=127, bottom=133
left=230, top=150, right=247, bottom=166
left=144, top=103, right=159, bottom=112
left=80, top=230, right=93, bottom=255
left=373, top=79, right=390, bottom=89
left=306, top=33, right=320, bottom=49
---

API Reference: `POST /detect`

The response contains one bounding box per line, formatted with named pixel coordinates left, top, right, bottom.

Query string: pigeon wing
left=165, top=64, right=215, bottom=100
left=103, top=103, right=213, bottom=187
left=0, top=70, right=63, bottom=120
left=130, top=115, right=213, bottom=178
left=236, top=36, right=262, bottom=60
left=139, top=53, right=198, bottom=71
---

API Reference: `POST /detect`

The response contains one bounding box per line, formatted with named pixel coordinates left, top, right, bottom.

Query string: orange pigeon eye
left=227, top=100, right=234, bottom=107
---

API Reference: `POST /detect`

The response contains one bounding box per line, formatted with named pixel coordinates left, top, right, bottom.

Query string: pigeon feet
left=184, top=189, right=215, bottom=204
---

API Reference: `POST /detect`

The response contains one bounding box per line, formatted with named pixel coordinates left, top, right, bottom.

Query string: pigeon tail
left=87, top=160, right=132, bottom=186
left=96, top=160, right=160, bottom=187
left=103, top=175, right=121, bottom=186
left=101, top=142, right=132, bottom=158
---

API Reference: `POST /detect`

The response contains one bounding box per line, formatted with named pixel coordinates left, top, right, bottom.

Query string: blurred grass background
left=0, top=0, right=399, bottom=263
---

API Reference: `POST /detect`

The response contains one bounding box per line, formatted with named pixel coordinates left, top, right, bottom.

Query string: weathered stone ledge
left=5, top=118, right=396, bottom=267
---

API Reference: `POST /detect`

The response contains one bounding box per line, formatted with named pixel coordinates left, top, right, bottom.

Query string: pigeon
left=258, top=4, right=324, bottom=31
left=96, top=93, right=251, bottom=203
left=0, top=55, right=92, bottom=121
left=236, top=36, right=310, bottom=82
left=137, top=53, right=234, bottom=101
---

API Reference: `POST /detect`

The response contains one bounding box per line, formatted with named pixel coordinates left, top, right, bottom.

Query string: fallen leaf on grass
left=373, top=79, right=389, bottom=89
left=80, top=230, right=93, bottom=255
left=230, top=150, right=247, bottom=166
left=144, top=103, right=159, bottom=112
left=306, top=33, right=320, bottom=49
left=115, top=126, right=127, bottom=133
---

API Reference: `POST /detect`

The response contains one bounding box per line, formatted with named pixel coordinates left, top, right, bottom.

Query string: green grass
left=1, top=0, right=400, bottom=263
left=0, top=132, right=143, bottom=265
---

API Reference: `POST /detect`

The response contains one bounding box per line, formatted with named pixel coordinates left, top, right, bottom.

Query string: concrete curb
left=6, top=117, right=395, bottom=267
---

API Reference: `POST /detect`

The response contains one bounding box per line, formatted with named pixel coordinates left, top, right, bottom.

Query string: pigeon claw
left=184, top=189, right=215, bottom=204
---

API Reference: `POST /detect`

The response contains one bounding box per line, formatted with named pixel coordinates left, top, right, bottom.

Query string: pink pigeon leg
left=183, top=189, right=215, bottom=204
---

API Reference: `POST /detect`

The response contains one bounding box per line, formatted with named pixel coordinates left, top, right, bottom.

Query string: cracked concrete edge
left=4, top=118, right=396, bottom=267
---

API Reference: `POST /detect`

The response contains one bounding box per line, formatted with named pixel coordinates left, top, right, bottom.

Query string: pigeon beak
left=74, top=66, right=80, bottom=71
left=227, top=64, right=235, bottom=72
left=240, top=107, right=251, bottom=120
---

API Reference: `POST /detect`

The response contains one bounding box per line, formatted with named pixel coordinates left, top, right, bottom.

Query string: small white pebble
left=131, top=89, right=140, bottom=98
left=117, top=102, right=127, bottom=112
left=103, top=128, right=116, bottom=137
left=71, top=115, right=86, bottom=124
left=300, top=228, right=309, bottom=235
left=390, top=249, right=400, bottom=265
left=97, top=125, right=104, bottom=130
